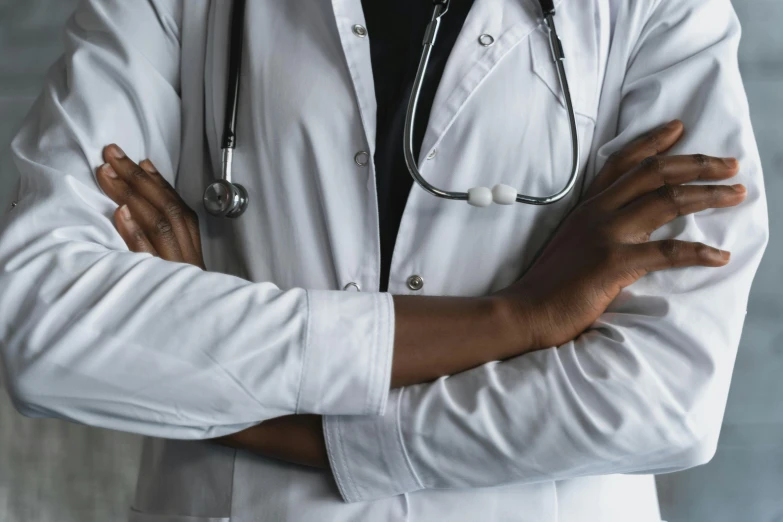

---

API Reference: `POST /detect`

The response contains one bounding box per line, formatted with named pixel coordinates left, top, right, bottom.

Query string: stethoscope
left=203, top=0, right=579, bottom=218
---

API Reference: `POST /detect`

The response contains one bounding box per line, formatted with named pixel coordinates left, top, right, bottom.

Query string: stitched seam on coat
left=337, top=416, right=362, bottom=501
left=376, top=294, right=393, bottom=416
left=366, top=294, right=378, bottom=415
left=323, top=417, right=353, bottom=502
left=394, top=387, right=424, bottom=490
left=295, top=291, right=312, bottom=414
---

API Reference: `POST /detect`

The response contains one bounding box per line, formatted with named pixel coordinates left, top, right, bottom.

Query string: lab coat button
left=407, top=275, right=424, bottom=291
left=427, top=149, right=438, bottom=160
left=479, top=34, right=495, bottom=47
left=343, top=282, right=361, bottom=292
left=354, top=151, right=370, bottom=166
left=352, top=25, right=368, bottom=38
left=10, top=201, right=18, bottom=209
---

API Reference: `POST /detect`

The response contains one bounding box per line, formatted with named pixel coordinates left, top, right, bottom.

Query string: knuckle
left=185, top=209, right=199, bottom=226
left=640, top=155, right=665, bottom=173
left=704, top=185, right=721, bottom=202
left=692, top=154, right=710, bottom=168
left=130, top=166, right=148, bottom=179
left=658, top=239, right=681, bottom=262
left=121, top=185, right=136, bottom=201
left=153, top=215, right=173, bottom=237
left=644, top=130, right=662, bottom=152
left=163, top=200, right=185, bottom=221
left=655, top=184, right=680, bottom=206
left=704, top=185, right=731, bottom=201
left=694, top=243, right=712, bottom=259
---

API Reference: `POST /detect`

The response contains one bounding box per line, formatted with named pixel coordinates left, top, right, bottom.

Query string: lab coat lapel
left=418, top=0, right=564, bottom=164
left=330, top=0, right=377, bottom=157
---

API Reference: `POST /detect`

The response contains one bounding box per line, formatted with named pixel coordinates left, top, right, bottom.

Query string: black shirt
left=360, top=1, right=475, bottom=291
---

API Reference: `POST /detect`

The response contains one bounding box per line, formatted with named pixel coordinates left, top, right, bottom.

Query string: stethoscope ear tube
left=204, top=0, right=249, bottom=218
left=404, top=0, right=581, bottom=207
left=539, top=0, right=556, bottom=15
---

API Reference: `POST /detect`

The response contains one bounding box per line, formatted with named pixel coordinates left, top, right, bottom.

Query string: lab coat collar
left=330, top=0, right=565, bottom=167
left=419, top=0, right=566, bottom=164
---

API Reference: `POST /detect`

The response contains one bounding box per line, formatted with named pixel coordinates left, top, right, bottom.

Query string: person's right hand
left=495, top=120, right=747, bottom=351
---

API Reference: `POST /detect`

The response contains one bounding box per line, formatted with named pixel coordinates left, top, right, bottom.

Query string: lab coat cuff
left=298, top=290, right=394, bottom=416
left=323, top=389, right=423, bottom=503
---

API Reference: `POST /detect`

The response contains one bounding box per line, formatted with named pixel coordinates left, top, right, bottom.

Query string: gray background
left=0, top=1, right=780, bottom=521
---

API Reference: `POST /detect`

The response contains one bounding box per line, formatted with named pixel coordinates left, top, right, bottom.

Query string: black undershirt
left=360, top=1, right=475, bottom=291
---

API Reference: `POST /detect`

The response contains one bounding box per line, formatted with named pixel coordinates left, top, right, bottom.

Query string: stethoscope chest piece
left=203, top=178, right=249, bottom=218
left=204, top=0, right=249, bottom=219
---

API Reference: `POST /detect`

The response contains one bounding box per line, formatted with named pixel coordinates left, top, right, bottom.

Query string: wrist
left=490, top=293, right=540, bottom=357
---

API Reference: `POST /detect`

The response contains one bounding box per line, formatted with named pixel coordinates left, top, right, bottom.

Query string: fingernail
left=731, top=184, right=747, bottom=194
left=720, top=250, right=731, bottom=260
left=108, top=144, right=126, bottom=159
left=665, top=120, right=682, bottom=129
left=101, top=163, right=118, bottom=178
left=722, top=157, right=738, bottom=168
left=120, top=204, right=132, bottom=221
left=142, top=160, right=157, bottom=173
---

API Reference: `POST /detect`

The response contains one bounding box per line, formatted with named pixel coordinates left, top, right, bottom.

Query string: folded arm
left=320, top=0, right=768, bottom=502
left=1, top=0, right=561, bottom=438
left=0, top=0, right=397, bottom=439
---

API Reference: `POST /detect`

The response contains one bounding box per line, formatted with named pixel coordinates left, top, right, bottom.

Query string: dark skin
left=96, top=120, right=746, bottom=469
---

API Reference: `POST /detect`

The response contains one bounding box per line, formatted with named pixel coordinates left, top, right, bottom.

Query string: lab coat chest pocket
left=525, top=21, right=599, bottom=202
left=528, top=24, right=599, bottom=124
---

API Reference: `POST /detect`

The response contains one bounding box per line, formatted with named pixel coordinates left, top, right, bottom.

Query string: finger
left=628, top=240, right=731, bottom=276
left=140, top=159, right=202, bottom=254
left=585, top=120, right=684, bottom=199
left=138, top=158, right=170, bottom=188
left=597, top=154, right=741, bottom=210
left=114, top=204, right=158, bottom=256
left=102, top=145, right=199, bottom=264
left=614, top=183, right=747, bottom=239
left=97, top=159, right=184, bottom=262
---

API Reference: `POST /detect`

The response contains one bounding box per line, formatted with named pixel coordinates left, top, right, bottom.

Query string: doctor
left=0, top=0, right=768, bottom=521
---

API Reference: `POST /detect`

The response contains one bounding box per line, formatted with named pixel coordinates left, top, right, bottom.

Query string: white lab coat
left=0, top=0, right=768, bottom=520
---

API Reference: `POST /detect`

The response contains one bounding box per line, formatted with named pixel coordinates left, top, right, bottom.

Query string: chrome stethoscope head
left=203, top=149, right=249, bottom=218
left=204, top=0, right=249, bottom=218
left=405, top=0, right=581, bottom=207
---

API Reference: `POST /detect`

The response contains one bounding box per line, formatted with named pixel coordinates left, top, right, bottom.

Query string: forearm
left=216, top=415, right=329, bottom=469
left=390, top=295, right=528, bottom=388
left=215, top=294, right=530, bottom=466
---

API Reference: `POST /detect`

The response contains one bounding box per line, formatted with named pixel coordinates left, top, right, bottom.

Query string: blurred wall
left=0, top=2, right=140, bottom=521
left=0, top=1, right=780, bottom=521
left=656, top=1, right=783, bottom=521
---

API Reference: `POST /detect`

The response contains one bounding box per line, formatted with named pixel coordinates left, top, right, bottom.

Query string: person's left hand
left=96, top=144, right=206, bottom=270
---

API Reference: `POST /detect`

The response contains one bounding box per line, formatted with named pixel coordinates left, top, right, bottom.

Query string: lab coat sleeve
left=0, top=0, right=394, bottom=440
left=323, top=0, right=768, bottom=502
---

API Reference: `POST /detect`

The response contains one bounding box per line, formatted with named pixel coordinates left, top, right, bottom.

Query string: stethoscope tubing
left=403, top=2, right=581, bottom=206
left=206, top=0, right=580, bottom=217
